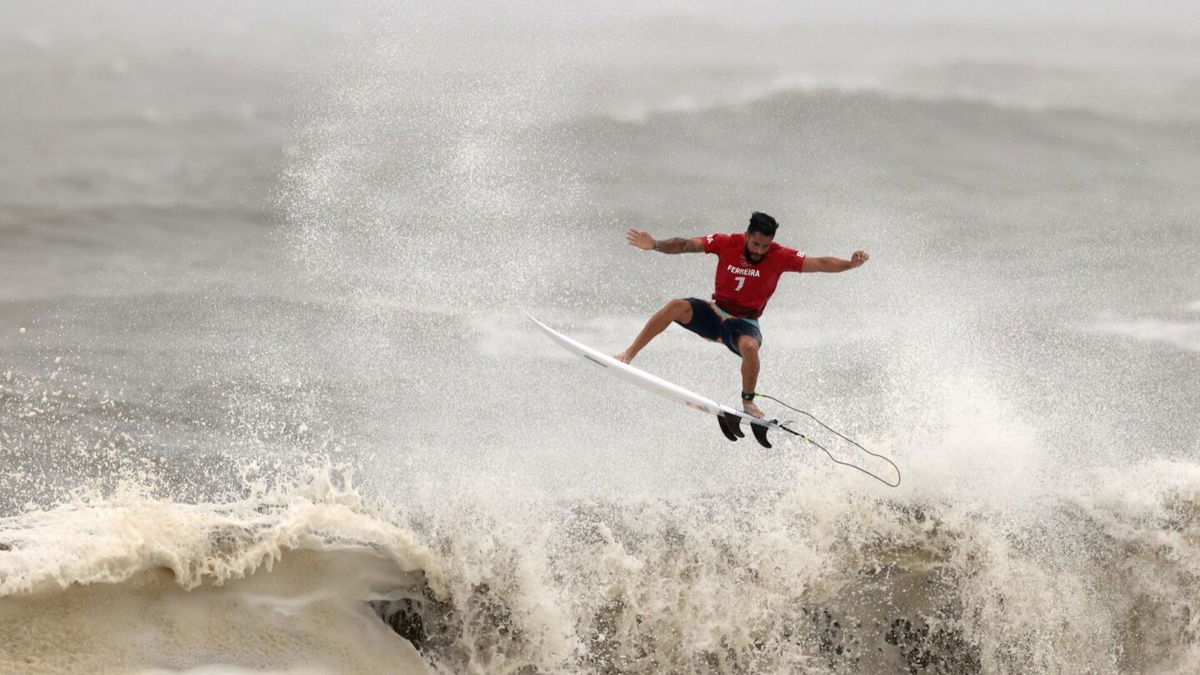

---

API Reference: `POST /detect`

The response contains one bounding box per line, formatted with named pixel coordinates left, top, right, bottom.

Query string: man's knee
left=667, top=298, right=693, bottom=323
left=738, top=335, right=760, bottom=355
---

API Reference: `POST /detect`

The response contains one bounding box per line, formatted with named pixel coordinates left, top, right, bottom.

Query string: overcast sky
left=649, top=0, right=1200, bottom=28
left=4, top=0, right=1199, bottom=32
left=386, top=0, right=1200, bottom=30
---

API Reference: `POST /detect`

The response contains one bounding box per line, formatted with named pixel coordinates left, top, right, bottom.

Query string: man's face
left=743, top=231, right=773, bottom=264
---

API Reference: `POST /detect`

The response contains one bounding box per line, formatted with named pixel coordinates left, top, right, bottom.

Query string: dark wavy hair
left=748, top=211, right=778, bottom=238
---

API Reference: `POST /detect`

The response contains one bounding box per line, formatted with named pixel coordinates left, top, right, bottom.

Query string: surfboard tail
left=718, top=412, right=744, bottom=441
left=750, top=423, right=772, bottom=449
left=717, top=412, right=774, bottom=448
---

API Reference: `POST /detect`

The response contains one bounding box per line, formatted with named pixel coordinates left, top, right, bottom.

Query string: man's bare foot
left=614, top=350, right=634, bottom=364
left=742, top=400, right=764, bottom=418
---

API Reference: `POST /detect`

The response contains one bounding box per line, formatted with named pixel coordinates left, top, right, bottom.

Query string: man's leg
left=615, top=299, right=693, bottom=364
left=737, top=334, right=765, bottom=418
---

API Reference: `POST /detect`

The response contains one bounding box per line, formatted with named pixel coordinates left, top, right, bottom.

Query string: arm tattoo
left=654, top=237, right=700, bottom=254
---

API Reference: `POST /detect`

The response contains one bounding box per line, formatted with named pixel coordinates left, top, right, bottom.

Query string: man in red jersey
left=614, top=212, right=869, bottom=418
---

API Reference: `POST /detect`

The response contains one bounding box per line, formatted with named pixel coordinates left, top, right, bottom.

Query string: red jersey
left=701, top=232, right=806, bottom=319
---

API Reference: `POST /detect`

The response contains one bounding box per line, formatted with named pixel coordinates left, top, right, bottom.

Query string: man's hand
left=626, top=229, right=656, bottom=251
left=849, top=250, right=870, bottom=268
left=627, top=230, right=704, bottom=254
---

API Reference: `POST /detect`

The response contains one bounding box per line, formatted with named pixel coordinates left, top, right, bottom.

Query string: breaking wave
left=4, top=461, right=1200, bottom=673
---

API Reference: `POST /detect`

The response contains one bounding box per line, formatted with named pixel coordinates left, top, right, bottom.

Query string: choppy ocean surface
left=2, top=3, right=1199, bottom=673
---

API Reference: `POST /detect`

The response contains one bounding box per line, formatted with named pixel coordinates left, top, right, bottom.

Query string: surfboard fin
left=718, top=412, right=744, bottom=442
left=719, top=413, right=776, bottom=448
left=750, top=422, right=772, bottom=449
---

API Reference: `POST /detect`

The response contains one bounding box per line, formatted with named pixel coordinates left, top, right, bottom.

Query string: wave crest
left=4, top=462, right=1200, bottom=673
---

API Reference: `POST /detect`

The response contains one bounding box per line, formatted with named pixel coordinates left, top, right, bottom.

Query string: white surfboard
left=527, top=313, right=789, bottom=447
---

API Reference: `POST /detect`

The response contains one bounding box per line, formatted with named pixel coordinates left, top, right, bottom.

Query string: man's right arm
left=626, top=229, right=704, bottom=254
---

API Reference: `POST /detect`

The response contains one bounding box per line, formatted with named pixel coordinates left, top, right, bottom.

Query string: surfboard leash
left=754, top=393, right=902, bottom=488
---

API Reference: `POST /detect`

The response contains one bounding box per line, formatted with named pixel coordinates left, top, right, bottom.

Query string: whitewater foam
left=0, top=472, right=435, bottom=673
left=5, top=462, right=1200, bottom=673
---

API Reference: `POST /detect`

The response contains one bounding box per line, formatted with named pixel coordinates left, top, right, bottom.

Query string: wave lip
left=5, top=461, right=1200, bottom=672
left=0, top=477, right=439, bottom=673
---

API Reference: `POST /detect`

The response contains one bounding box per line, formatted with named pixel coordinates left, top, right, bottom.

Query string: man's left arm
left=800, top=251, right=869, bottom=273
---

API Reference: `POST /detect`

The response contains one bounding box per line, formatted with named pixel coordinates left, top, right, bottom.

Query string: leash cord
left=755, top=393, right=902, bottom=488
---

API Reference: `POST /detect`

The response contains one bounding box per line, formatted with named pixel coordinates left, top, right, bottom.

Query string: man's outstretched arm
left=801, top=250, right=869, bottom=272
left=626, top=229, right=704, bottom=254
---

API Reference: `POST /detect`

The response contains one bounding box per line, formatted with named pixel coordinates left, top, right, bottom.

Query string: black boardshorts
left=675, top=297, right=763, bottom=357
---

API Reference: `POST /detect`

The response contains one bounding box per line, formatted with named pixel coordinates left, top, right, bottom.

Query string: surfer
left=614, top=212, right=869, bottom=418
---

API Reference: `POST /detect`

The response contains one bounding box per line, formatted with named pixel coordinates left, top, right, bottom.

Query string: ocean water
left=3, top=3, right=1200, bottom=673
